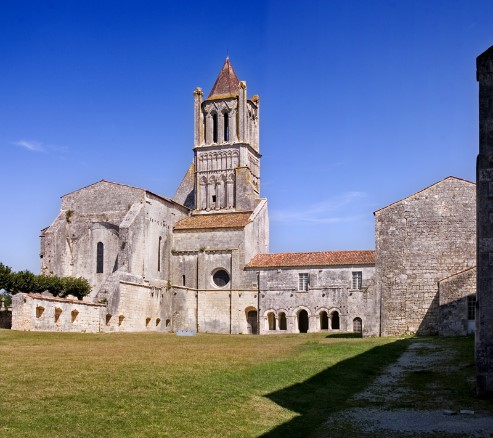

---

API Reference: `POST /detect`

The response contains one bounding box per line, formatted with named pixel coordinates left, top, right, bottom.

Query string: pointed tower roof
left=207, top=57, right=240, bottom=99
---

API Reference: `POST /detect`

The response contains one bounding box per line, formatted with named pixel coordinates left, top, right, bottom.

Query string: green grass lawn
left=0, top=331, right=413, bottom=437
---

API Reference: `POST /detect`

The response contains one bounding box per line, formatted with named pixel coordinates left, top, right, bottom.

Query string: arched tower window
left=157, top=236, right=162, bottom=272
left=96, top=242, right=104, bottom=273
left=224, top=113, right=229, bottom=142
left=212, top=113, right=218, bottom=143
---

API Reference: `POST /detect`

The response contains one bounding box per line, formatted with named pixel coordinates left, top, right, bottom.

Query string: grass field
left=0, top=331, right=480, bottom=437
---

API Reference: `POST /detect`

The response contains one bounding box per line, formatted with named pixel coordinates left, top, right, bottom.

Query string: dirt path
left=319, top=339, right=493, bottom=437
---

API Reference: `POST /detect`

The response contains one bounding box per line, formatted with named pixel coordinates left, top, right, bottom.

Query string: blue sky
left=1, top=0, right=492, bottom=273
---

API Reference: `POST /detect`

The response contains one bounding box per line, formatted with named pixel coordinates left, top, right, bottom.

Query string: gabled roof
left=373, top=176, right=475, bottom=215
left=245, top=250, right=375, bottom=269
left=61, top=180, right=189, bottom=211
left=174, top=211, right=252, bottom=231
left=207, top=57, right=240, bottom=100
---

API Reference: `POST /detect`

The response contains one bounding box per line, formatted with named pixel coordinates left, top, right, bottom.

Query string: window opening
left=212, top=195, right=217, bottom=203
left=353, top=317, right=362, bottom=333
left=320, top=311, right=329, bottom=330
left=36, top=306, right=45, bottom=318
left=212, top=113, right=218, bottom=143
left=118, top=315, right=125, bottom=326
left=468, top=295, right=477, bottom=320
left=96, top=242, right=104, bottom=273
left=267, top=312, right=276, bottom=331
left=146, top=317, right=151, bottom=327
left=352, top=271, right=362, bottom=289
left=182, top=275, right=186, bottom=286
left=71, top=309, right=79, bottom=323
left=157, top=236, right=162, bottom=272
left=224, top=113, right=229, bottom=142
left=106, top=314, right=112, bottom=326
left=166, top=319, right=171, bottom=327
left=246, top=309, right=258, bottom=334
left=156, top=318, right=161, bottom=326
left=298, top=309, right=309, bottom=333
left=213, top=269, right=230, bottom=287
left=279, top=312, right=287, bottom=330
left=298, top=273, right=309, bottom=291
left=330, top=311, right=340, bottom=330
left=54, top=307, right=62, bottom=323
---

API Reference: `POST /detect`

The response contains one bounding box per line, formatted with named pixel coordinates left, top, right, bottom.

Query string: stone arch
left=353, top=317, right=362, bottom=333
left=293, top=306, right=311, bottom=334
left=245, top=306, right=258, bottom=335
left=329, top=309, right=340, bottom=330
left=278, top=310, right=287, bottom=331
left=318, top=308, right=329, bottom=330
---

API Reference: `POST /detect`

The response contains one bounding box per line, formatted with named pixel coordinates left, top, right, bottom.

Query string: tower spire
left=207, top=58, right=240, bottom=99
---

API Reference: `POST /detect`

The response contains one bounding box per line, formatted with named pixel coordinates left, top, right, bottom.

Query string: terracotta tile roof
left=174, top=211, right=252, bottom=231
left=207, top=57, right=240, bottom=99
left=246, top=250, right=375, bottom=269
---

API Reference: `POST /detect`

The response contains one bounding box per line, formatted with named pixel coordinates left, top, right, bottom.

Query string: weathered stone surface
left=375, top=177, right=476, bottom=336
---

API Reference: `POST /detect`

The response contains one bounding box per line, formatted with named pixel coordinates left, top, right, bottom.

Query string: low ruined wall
left=12, top=293, right=105, bottom=333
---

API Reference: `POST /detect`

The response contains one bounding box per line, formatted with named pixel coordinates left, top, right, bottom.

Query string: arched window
left=96, top=242, right=104, bottom=273
left=320, top=311, right=329, bottom=330
left=246, top=309, right=258, bottom=334
left=212, top=113, right=218, bottom=143
left=279, top=312, right=287, bottom=330
left=330, top=311, right=340, bottom=330
left=224, top=113, right=229, bottom=142
left=353, top=317, right=362, bottom=333
left=267, top=312, right=276, bottom=331
left=157, top=236, right=162, bottom=272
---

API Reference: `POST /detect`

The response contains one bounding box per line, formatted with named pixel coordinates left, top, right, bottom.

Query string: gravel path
left=321, top=340, right=493, bottom=437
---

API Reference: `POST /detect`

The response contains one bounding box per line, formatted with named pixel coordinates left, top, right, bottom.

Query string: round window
left=212, top=269, right=230, bottom=287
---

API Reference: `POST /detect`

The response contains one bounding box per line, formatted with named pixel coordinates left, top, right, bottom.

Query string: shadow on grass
left=325, top=332, right=362, bottom=339
left=260, top=338, right=411, bottom=438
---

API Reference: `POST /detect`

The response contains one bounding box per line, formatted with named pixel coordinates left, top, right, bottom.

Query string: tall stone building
left=476, top=45, right=493, bottom=397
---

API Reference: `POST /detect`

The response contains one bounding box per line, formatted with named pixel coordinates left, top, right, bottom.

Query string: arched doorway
left=267, top=312, right=276, bottom=331
left=320, top=311, right=329, bottom=330
left=246, top=310, right=258, bottom=334
left=330, top=311, right=340, bottom=330
left=279, top=312, right=287, bottom=330
left=353, top=317, right=362, bottom=333
left=298, top=310, right=309, bottom=333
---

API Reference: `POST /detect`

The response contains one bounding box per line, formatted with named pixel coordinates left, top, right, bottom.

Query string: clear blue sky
left=1, top=0, right=492, bottom=273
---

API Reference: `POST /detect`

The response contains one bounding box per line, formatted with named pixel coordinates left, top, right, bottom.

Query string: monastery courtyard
left=1, top=330, right=492, bottom=437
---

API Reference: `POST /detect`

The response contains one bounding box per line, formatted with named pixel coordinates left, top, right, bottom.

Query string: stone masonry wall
left=438, top=267, right=476, bottom=336
left=376, top=177, right=476, bottom=336
left=256, top=265, right=376, bottom=335
left=12, top=293, right=105, bottom=333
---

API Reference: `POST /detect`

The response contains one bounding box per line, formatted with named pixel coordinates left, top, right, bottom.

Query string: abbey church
left=11, top=58, right=477, bottom=337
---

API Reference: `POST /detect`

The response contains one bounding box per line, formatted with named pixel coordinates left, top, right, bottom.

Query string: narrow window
left=157, top=236, right=162, bottom=272
left=54, top=307, right=62, bottom=323
left=96, top=242, right=104, bottom=273
left=212, top=113, right=218, bottom=143
left=118, top=315, right=125, bottom=326
left=298, top=273, right=309, bottom=291
left=106, top=314, right=112, bottom=326
left=467, top=295, right=477, bottom=320
left=352, top=271, right=362, bottom=289
left=182, top=275, right=186, bottom=286
left=146, top=317, right=151, bottom=327
left=267, top=312, right=276, bottom=331
left=71, top=309, right=79, bottom=323
left=36, top=306, right=45, bottom=318
left=156, top=318, right=161, bottom=327
left=224, top=113, right=229, bottom=142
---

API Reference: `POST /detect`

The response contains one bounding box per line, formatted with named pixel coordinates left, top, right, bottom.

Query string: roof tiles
left=246, top=250, right=375, bottom=268
left=174, top=212, right=252, bottom=231
left=207, top=57, right=240, bottom=99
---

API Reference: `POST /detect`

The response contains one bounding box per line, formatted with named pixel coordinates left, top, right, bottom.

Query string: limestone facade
left=375, top=177, right=476, bottom=336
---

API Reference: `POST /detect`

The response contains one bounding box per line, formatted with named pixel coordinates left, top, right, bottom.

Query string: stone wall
left=256, top=265, right=376, bottom=335
left=12, top=293, right=105, bottom=333
left=375, top=177, right=476, bottom=336
left=438, top=267, right=476, bottom=336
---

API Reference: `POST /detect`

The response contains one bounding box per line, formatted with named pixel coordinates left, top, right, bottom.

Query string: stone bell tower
left=192, top=58, right=260, bottom=212
left=476, top=44, right=493, bottom=397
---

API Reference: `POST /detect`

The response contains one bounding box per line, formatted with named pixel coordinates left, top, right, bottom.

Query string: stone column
left=193, top=88, right=203, bottom=146
left=476, top=44, right=493, bottom=397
